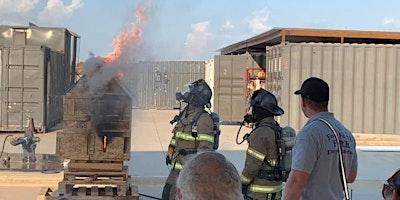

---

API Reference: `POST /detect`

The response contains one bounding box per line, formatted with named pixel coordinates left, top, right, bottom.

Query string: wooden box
left=57, top=76, right=132, bottom=161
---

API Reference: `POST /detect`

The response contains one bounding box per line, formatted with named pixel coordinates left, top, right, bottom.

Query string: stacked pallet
left=39, top=74, right=136, bottom=199
left=39, top=161, right=138, bottom=199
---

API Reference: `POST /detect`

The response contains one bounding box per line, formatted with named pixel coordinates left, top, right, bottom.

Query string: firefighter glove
left=166, top=145, right=175, bottom=165
left=165, top=155, right=172, bottom=165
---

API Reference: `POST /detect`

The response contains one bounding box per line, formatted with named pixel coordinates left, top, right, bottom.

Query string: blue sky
left=1, top=0, right=400, bottom=62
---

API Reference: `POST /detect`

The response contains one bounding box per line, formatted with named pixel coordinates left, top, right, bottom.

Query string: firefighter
left=162, top=79, right=215, bottom=200
left=241, top=89, right=285, bottom=200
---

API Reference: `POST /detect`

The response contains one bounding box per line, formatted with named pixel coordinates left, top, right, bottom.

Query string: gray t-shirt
left=291, top=112, right=358, bottom=200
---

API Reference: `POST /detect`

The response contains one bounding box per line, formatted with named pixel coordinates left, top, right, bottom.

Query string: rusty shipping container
left=123, top=61, right=205, bottom=109
left=0, top=45, right=76, bottom=132
left=266, top=42, right=400, bottom=135
left=209, top=54, right=261, bottom=122
left=57, top=75, right=132, bottom=161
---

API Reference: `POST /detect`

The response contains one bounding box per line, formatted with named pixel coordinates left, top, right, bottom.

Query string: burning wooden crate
left=57, top=75, right=132, bottom=163
left=51, top=64, right=136, bottom=199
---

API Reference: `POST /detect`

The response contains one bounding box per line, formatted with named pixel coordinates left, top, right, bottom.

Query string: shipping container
left=205, top=59, right=215, bottom=110
left=0, top=25, right=79, bottom=52
left=0, top=26, right=79, bottom=85
left=122, top=61, right=205, bottom=109
left=57, top=75, right=132, bottom=161
left=0, top=45, right=76, bottom=132
left=210, top=54, right=261, bottom=122
left=266, top=42, right=400, bottom=135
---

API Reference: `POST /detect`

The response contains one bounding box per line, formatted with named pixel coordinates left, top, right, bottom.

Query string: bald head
left=176, top=151, right=243, bottom=200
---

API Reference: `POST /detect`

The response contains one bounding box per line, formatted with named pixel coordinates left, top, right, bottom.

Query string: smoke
left=81, top=0, right=153, bottom=94
left=80, top=56, right=120, bottom=95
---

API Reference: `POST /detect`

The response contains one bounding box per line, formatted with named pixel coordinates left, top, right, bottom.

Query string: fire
left=103, top=1, right=149, bottom=63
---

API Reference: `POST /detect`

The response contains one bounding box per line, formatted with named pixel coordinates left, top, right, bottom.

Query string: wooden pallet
left=63, top=170, right=129, bottom=182
left=38, top=160, right=138, bottom=199
left=37, top=185, right=139, bottom=200
left=67, top=160, right=124, bottom=172
left=58, top=173, right=130, bottom=196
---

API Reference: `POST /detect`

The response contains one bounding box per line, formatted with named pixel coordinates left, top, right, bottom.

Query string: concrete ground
left=0, top=109, right=399, bottom=200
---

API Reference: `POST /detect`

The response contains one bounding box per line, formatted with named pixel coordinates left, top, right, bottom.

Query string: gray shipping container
left=0, top=25, right=79, bottom=54
left=123, top=61, right=205, bottom=109
left=0, top=26, right=79, bottom=85
left=266, top=42, right=400, bottom=135
left=211, top=54, right=260, bottom=122
left=0, top=45, right=75, bottom=132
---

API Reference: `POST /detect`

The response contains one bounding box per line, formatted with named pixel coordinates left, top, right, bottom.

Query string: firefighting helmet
left=176, top=79, right=212, bottom=108
left=250, top=89, right=284, bottom=116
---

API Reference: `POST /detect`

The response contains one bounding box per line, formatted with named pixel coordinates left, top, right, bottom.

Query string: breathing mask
left=175, top=79, right=212, bottom=107
left=176, top=87, right=192, bottom=103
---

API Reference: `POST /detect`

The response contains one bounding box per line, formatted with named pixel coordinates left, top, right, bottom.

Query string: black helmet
left=250, top=89, right=284, bottom=116
left=176, top=79, right=212, bottom=108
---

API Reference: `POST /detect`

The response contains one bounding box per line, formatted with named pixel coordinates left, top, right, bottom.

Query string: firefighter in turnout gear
left=241, top=89, right=285, bottom=200
left=162, top=79, right=216, bottom=200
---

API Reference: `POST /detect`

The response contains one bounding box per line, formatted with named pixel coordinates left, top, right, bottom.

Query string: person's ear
left=394, top=190, right=400, bottom=200
left=177, top=188, right=183, bottom=200
left=301, top=97, right=306, bottom=108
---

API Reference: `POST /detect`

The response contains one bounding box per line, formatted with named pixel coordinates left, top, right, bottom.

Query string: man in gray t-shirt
left=283, top=77, right=358, bottom=200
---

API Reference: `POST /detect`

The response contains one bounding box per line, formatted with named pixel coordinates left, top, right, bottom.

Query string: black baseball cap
left=294, top=77, right=329, bottom=102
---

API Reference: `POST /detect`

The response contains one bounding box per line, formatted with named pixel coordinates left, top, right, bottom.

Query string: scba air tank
left=211, top=112, right=221, bottom=150
left=281, top=126, right=296, bottom=172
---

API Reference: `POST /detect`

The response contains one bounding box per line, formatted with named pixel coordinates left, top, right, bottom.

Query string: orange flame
left=103, top=3, right=148, bottom=63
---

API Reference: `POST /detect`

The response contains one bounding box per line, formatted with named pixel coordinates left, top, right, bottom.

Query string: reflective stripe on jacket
left=249, top=183, right=282, bottom=193
left=174, top=162, right=183, bottom=171
left=167, top=106, right=215, bottom=173
left=169, top=138, right=176, bottom=146
left=175, top=131, right=214, bottom=143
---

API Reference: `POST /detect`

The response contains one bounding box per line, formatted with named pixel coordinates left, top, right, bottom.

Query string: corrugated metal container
left=266, top=42, right=400, bottom=135
left=123, top=61, right=205, bottom=109
left=57, top=76, right=132, bottom=161
left=0, top=26, right=79, bottom=85
left=0, top=25, right=79, bottom=53
left=0, top=45, right=74, bottom=132
left=205, top=59, right=215, bottom=111
left=211, top=54, right=260, bottom=122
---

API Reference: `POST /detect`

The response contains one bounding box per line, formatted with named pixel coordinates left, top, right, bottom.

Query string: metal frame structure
left=218, top=27, right=400, bottom=55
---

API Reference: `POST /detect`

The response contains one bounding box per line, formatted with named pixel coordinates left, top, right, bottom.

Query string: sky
left=1, top=0, right=400, bottom=63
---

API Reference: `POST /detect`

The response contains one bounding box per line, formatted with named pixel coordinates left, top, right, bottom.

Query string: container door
left=1, top=46, right=44, bottom=131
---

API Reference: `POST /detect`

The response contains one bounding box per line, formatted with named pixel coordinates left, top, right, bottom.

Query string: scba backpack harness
left=251, top=122, right=295, bottom=182
left=191, top=110, right=221, bottom=151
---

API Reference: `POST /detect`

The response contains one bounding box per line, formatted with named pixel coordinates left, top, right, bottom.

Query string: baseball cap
left=294, top=77, right=329, bottom=102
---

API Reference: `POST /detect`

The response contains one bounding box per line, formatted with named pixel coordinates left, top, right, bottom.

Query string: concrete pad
left=0, top=109, right=398, bottom=200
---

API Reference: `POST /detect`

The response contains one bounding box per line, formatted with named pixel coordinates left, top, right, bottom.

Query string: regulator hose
left=0, top=135, right=13, bottom=159
left=236, top=121, right=251, bottom=145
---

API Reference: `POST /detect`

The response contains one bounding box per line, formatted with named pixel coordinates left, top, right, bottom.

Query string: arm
left=347, top=136, right=358, bottom=183
left=283, top=170, right=309, bottom=200
left=347, top=171, right=357, bottom=183
left=196, top=113, right=215, bottom=151
left=241, top=128, right=270, bottom=186
left=166, top=126, right=177, bottom=165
